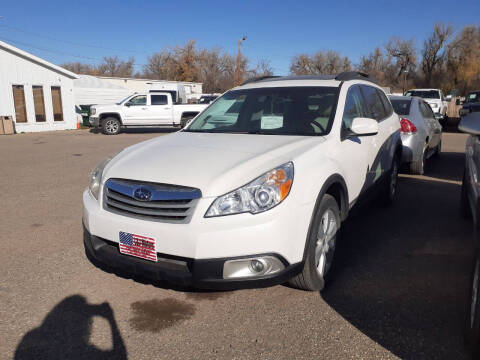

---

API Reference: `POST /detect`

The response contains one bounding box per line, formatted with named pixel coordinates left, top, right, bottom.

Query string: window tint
left=361, top=85, right=387, bottom=121
left=390, top=99, right=412, bottom=115
left=51, top=86, right=63, bottom=121
left=187, top=87, right=339, bottom=136
left=12, top=85, right=27, bottom=123
left=33, top=86, right=46, bottom=122
left=419, top=101, right=434, bottom=119
left=151, top=95, right=168, bottom=105
left=128, top=95, right=146, bottom=106
left=377, top=89, right=393, bottom=116
left=342, top=86, right=366, bottom=129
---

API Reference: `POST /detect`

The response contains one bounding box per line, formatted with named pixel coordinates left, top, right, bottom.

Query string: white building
left=97, top=76, right=203, bottom=101
left=74, top=75, right=133, bottom=106
left=0, top=40, right=78, bottom=133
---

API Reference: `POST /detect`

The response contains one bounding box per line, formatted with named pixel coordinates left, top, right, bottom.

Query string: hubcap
left=315, top=208, right=337, bottom=277
left=390, top=161, right=398, bottom=197
left=105, top=120, right=118, bottom=133
left=471, top=259, right=480, bottom=328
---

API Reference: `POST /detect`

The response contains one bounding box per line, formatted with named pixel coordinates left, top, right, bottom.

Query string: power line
left=0, top=23, right=149, bottom=54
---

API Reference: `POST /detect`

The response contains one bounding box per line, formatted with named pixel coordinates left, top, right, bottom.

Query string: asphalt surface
left=0, top=128, right=474, bottom=359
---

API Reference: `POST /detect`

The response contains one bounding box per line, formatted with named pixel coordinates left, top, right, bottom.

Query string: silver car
left=389, top=96, right=442, bottom=175
left=459, top=112, right=480, bottom=358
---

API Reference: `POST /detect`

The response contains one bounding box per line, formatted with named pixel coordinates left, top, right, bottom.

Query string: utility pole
left=236, top=36, right=247, bottom=86
left=402, top=69, right=408, bottom=94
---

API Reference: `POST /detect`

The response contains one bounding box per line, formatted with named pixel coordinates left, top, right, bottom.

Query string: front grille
left=103, top=178, right=201, bottom=223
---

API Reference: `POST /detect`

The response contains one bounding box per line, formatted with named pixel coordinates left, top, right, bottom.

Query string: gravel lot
left=0, top=129, right=473, bottom=359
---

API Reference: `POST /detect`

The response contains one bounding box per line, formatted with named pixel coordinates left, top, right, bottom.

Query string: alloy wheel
left=315, top=208, right=338, bottom=277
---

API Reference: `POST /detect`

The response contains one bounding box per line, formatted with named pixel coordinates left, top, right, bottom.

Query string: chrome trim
left=103, top=178, right=201, bottom=223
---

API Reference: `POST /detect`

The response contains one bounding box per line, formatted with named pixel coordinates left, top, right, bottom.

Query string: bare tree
left=422, top=23, right=453, bottom=86
left=143, top=50, right=177, bottom=80
left=60, top=62, right=96, bottom=75
left=97, top=56, right=135, bottom=77
left=290, top=51, right=351, bottom=75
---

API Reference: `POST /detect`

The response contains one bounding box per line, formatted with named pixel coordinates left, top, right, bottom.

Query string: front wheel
left=101, top=117, right=121, bottom=135
left=465, top=250, right=480, bottom=358
left=382, top=154, right=400, bottom=205
left=289, top=194, right=340, bottom=291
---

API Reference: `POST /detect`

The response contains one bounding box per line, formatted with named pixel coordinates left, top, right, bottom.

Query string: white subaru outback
left=83, top=72, right=401, bottom=291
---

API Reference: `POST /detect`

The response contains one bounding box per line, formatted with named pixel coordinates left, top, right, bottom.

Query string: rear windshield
left=404, top=90, right=440, bottom=99
left=390, top=99, right=412, bottom=115
left=466, top=92, right=480, bottom=103
left=185, top=87, right=339, bottom=136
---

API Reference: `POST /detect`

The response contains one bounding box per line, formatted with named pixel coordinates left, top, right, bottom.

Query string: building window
left=33, top=86, right=46, bottom=122
left=12, top=85, right=27, bottom=123
left=51, top=86, right=63, bottom=121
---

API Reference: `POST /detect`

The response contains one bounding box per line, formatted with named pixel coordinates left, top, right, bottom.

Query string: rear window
left=404, top=90, right=440, bottom=99
left=391, top=99, right=412, bottom=115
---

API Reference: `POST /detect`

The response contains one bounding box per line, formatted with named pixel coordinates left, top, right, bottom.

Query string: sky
left=0, top=0, right=479, bottom=76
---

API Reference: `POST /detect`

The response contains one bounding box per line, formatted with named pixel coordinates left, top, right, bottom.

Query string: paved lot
left=0, top=129, right=474, bottom=359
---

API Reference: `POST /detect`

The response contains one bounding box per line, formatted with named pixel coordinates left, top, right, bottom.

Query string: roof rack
left=240, top=72, right=376, bottom=85
left=335, top=71, right=376, bottom=83
left=241, top=75, right=281, bottom=85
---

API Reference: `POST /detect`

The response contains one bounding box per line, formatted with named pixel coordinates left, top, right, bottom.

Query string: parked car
left=459, top=112, right=480, bottom=358
left=389, top=95, right=442, bottom=174
left=83, top=72, right=402, bottom=291
left=199, top=94, right=219, bottom=104
left=89, top=92, right=208, bottom=135
left=404, top=88, right=448, bottom=121
left=460, top=90, right=480, bottom=118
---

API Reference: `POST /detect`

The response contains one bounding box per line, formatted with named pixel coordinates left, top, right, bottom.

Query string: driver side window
left=342, top=86, right=365, bottom=131
left=127, top=95, right=146, bottom=106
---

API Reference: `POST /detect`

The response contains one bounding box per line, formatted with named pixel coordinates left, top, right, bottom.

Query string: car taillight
left=400, top=118, right=417, bottom=133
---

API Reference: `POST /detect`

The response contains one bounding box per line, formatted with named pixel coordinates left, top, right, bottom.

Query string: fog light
left=249, top=259, right=265, bottom=273
left=223, top=256, right=285, bottom=279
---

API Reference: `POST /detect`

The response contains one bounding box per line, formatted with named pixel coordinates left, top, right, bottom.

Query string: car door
left=122, top=95, right=148, bottom=125
left=359, top=85, right=396, bottom=186
left=146, top=93, right=173, bottom=125
left=334, top=85, right=373, bottom=201
left=419, top=100, right=441, bottom=149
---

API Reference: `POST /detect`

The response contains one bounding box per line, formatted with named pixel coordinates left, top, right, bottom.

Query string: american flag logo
left=119, top=231, right=157, bottom=262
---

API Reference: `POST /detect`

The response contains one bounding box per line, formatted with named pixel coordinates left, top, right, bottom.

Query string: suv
left=89, top=92, right=208, bottom=135
left=83, top=72, right=401, bottom=291
left=404, top=88, right=448, bottom=120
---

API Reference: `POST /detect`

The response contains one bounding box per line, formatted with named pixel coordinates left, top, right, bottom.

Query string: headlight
left=205, top=162, right=294, bottom=217
left=90, top=107, right=96, bottom=115
left=89, top=158, right=111, bottom=200
left=430, top=103, right=438, bottom=108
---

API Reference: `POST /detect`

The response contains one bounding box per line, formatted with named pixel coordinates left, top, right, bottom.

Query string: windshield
left=466, top=92, right=480, bottom=103
left=184, top=87, right=339, bottom=136
left=116, top=94, right=134, bottom=105
left=404, top=90, right=440, bottom=99
left=390, top=99, right=412, bottom=115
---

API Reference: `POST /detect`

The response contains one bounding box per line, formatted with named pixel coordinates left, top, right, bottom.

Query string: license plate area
left=119, top=231, right=157, bottom=262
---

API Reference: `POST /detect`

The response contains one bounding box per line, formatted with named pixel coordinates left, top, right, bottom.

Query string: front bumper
left=89, top=116, right=100, bottom=127
left=83, top=224, right=303, bottom=290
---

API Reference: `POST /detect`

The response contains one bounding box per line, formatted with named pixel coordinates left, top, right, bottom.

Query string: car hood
left=103, top=132, right=325, bottom=197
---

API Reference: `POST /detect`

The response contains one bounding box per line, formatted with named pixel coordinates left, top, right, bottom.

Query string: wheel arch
left=99, top=113, right=123, bottom=125
left=300, top=173, right=349, bottom=263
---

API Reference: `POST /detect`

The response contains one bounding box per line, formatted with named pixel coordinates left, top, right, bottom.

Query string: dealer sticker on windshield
left=119, top=231, right=157, bottom=262
left=261, top=115, right=283, bottom=129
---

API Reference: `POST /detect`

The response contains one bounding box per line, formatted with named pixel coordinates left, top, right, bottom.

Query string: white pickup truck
left=89, top=92, right=208, bottom=135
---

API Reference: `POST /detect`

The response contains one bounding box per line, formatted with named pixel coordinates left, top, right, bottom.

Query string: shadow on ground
left=89, top=127, right=178, bottom=135
left=323, top=150, right=474, bottom=359
left=15, top=295, right=127, bottom=360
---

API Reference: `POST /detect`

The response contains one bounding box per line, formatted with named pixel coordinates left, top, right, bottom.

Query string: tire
left=434, top=140, right=442, bottom=158
left=410, top=143, right=426, bottom=175
left=289, top=194, right=340, bottom=291
left=465, top=250, right=480, bottom=358
left=461, top=170, right=472, bottom=220
left=382, top=153, right=400, bottom=205
left=180, top=116, right=194, bottom=129
left=101, top=117, right=121, bottom=135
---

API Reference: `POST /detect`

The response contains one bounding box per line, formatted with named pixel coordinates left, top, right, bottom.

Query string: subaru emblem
left=133, top=187, right=152, bottom=201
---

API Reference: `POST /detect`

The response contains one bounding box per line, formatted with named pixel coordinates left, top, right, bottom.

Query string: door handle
left=164, top=107, right=171, bottom=110
left=141, top=107, right=148, bottom=110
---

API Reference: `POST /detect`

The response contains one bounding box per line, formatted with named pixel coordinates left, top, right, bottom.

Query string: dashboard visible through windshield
left=184, top=87, right=339, bottom=136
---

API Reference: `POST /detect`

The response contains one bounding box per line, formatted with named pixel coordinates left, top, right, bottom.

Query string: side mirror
left=349, top=117, right=379, bottom=137
left=125, top=102, right=131, bottom=107
left=459, top=113, right=480, bottom=135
